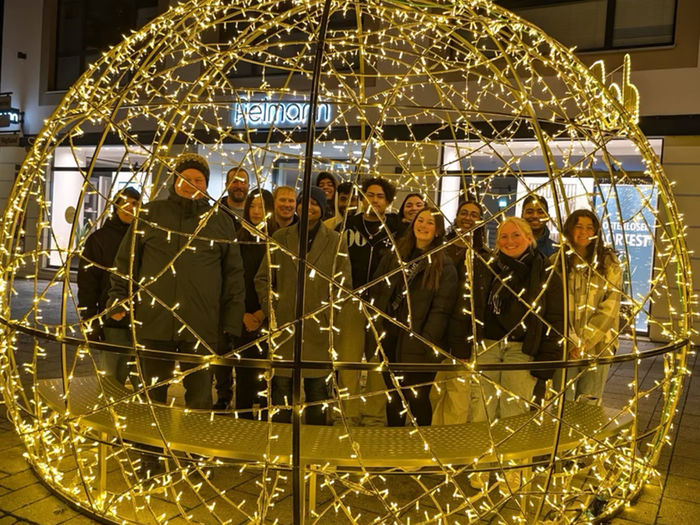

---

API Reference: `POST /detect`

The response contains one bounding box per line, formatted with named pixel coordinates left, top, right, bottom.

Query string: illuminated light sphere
left=0, top=0, right=693, bottom=523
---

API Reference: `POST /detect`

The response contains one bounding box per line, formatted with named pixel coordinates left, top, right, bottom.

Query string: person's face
left=318, top=178, right=335, bottom=200
left=175, top=168, right=208, bottom=199
left=498, top=221, right=532, bottom=258
left=572, top=216, right=596, bottom=252
left=456, top=203, right=481, bottom=231
left=116, top=196, right=138, bottom=224
left=227, top=169, right=249, bottom=204
left=298, top=198, right=321, bottom=225
left=414, top=210, right=437, bottom=247
left=274, top=189, right=297, bottom=221
left=337, top=192, right=358, bottom=215
left=364, top=184, right=389, bottom=219
left=402, top=196, right=425, bottom=222
left=249, top=196, right=265, bottom=225
left=522, top=201, right=548, bottom=234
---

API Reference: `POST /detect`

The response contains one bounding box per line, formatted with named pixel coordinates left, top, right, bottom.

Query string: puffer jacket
left=108, top=186, right=245, bottom=344
left=369, top=248, right=458, bottom=363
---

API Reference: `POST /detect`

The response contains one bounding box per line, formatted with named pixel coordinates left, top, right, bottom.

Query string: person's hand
left=569, top=346, right=582, bottom=360
left=110, top=311, right=126, bottom=322
left=243, top=312, right=262, bottom=332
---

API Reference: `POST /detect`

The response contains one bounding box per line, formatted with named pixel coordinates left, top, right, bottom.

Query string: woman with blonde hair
left=470, top=216, right=564, bottom=422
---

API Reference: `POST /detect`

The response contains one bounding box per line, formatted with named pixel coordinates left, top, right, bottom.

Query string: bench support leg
left=98, top=432, right=107, bottom=506
left=307, top=468, right=317, bottom=521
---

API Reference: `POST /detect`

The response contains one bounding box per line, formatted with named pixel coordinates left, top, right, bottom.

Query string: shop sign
left=231, top=101, right=332, bottom=129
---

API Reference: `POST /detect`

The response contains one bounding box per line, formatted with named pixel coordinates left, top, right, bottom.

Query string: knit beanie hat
left=174, top=153, right=210, bottom=185
left=297, top=186, right=327, bottom=217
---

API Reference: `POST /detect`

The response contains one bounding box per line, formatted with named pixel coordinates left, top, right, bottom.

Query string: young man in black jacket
left=78, top=186, right=141, bottom=385
left=336, top=176, right=401, bottom=426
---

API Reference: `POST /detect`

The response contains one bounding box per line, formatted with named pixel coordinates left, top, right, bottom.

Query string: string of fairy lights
left=0, top=0, right=695, bottom=523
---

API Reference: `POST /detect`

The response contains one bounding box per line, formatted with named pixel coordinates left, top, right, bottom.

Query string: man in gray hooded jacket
left=109, top=153, right=245, bottom=409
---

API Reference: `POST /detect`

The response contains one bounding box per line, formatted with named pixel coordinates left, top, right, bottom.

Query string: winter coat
left=339, top=212, right=402, bottom=289
left=108, top=187, right=245, bottom=344
left=535, top=226, right=557, bottom=257
left=453, top=247, right=565, bottom=379
left=444, top=247, right=493, bottom=359
left=77, top=214, right=131, bottom=333
left=254, top=222, right=357, bottom=377
left=556, top=251, right=622, bottom=358
left=369, top=248, right=458, bottom=363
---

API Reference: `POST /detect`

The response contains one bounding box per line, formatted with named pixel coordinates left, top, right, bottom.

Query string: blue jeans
left=471, top=339, right=537, bottom=422
left=272, top=376, right=329, bottom=425
left=138, top=339, right=213, bottom=410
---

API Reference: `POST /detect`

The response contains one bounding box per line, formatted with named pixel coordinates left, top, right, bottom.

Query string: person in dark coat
left=255, top=186, right=356, bottom=425
left=108, top=153, right=245, bottom=410
left=368, top=207, right=458, bottom=426
left=336, top=176, right=401, bottom=426
left=467, top=217, right=564, bottom=423
left=218, top=166, right=250, bottom=229
left=78, top=187, right=141, bottom=385
left=522, top=194, right=556, bottom=257
left=213, top=188, right=276, bottom=413
left=316, top=171, right=338, bottom=221
left=445, top=200, right=492, bottom=360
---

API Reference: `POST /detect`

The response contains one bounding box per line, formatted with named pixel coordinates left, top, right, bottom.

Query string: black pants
left=271, top=376, right=329, bottom=425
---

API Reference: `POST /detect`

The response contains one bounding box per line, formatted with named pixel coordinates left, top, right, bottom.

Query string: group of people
left=77, top=153, right=622, bottom=435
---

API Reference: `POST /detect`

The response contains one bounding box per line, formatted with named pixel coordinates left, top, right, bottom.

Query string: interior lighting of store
left=0, top=0, right=695, bottom=523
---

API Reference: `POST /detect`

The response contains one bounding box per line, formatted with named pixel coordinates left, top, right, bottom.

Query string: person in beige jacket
left=556, top=209, right=622, bottom=404
left=255, top=186, right=358, bottom=425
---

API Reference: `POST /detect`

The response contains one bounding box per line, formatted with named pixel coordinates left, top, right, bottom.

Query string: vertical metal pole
left=293, top=0, right=333, bottom=522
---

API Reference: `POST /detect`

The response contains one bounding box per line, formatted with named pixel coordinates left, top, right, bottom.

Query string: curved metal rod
left=1, top=317, right=688, bottom=371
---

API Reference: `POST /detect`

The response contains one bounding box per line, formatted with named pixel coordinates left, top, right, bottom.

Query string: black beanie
left=174, top=153, right=210, bottom=184
left=297, top=186, right=327, bottom=218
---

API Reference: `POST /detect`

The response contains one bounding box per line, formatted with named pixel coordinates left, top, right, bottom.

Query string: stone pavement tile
left=635, top=481, right=662, bottom=505
left=656, top=496, right=700, bottom=524
left=0, top=470, right=43, bottom=492
left=58, top=514, right=99, bottom=525
left=0, top=482, right=50, bottom=512
left=662, top=474, right=700, bottom=502
left=614, top=500, right=658, bottom=524
left=0, top=516, right=15, bottom=525
left=668, top=455, right=700, bottom=480
left=0, top=447, right=31, bottom=476
left=12, top=496, right=79, bottom=525
left=609, top=519, right=648, bottom=525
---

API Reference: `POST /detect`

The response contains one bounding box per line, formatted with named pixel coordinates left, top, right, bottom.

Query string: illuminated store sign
left=0, top=108, right=22, bottom=127
left=231, top=101, right=332, bottom=129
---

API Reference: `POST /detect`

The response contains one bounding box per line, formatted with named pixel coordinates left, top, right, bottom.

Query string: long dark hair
left=398, top=193, right=425, bottom=222
left=563, top=209, right=613, bottom=272
left=451, top=199, right=486, bottom=252
left=239, top=188, right=276, bottom=240
left=396, top=207, right=446, bottom=291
